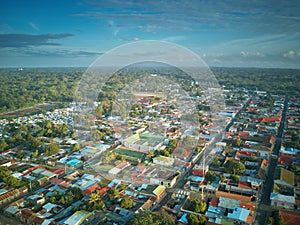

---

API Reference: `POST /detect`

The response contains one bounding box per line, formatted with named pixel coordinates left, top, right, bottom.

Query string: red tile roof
left=261, top=116, right=281, bottom=123
left=238, top=131, right=250, bottom=137
left=192, top=169, right=205, bottom=177
left=83, top=184, right=101, bottom=195
left=99, top=186, right=110, bottom=195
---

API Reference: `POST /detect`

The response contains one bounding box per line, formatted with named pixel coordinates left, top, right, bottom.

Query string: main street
left=254, top=97, right=288, bottom=225
left=155, top=94, right=254, bottom=211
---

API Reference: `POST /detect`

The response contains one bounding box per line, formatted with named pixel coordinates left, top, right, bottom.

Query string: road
left=155, top=95, right=254, bottom=211
left=254, top=97, right=288, bottom=225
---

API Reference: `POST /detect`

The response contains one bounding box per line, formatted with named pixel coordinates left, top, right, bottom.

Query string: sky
left=0, top=0, right=300, bottom=68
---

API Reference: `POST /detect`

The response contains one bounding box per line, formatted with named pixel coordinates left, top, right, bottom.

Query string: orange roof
left=246, top=214, right=253, bottom=225
left=83, top=184, right=101, bottom=195
left=192, top=168, right=205, bottom=176
left=261, top=116, right=281, bottom=123
left=50, top=168, right=64, bottom=174
left=216, top=190, right=251, bottom=202
left=247, top=107, right=258, bottom=111
left=238, top=131, right=250, bottom=136
left=99, top=186, right=109, bottom=195
left=280, top=210, right=300, bottom=225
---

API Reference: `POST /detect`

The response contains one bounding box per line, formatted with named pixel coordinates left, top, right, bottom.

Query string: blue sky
left=0, top=0, right=300, bottom=68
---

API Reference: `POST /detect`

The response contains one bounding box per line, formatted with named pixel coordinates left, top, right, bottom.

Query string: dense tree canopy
left=187, top=213, right=207, bottom=225
left=224, top=160, right=246, bottom=175
left=188, top=199, right=206, bottom=213
left=205, top=171, right=217, bottom=184
left=44, top=143, right=60, bottom=156
left=0, top=166, right=22, bottom=187
left=1, top=67, right=299, bottom=116
left=120, top=197, right=134, bottom=209
left=129, top=210, right=175, bottom=225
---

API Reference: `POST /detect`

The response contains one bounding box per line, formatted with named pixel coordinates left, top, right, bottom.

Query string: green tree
left=188, top=199, right=206, bottom=213
left=205, top=171, right=217, bottom=184
left=94, top=105, right=103, bottom=118
left=273, top=211, right=285, bottom=225
left=210, top=156, right=221, bottom=168
left=0, top=141, right=8, bottom=152
left=158, top=210, right=175, bottom=225
left=219, top=174, right=226, bottom=182
left=233, top=137, right=242, bottom=147
left=230, top=174, right=240, bottom=182
left=224, top=160, right=246, bottom=175
left=129, top=210, right=174, bottom=225
left=187, top=214, right=207, bottom=225
left=89, top=191, right=101, bottom=205
left=0, top=167, right=22, bottom=187
left=31, top=149, right=39, bottom=158
left=87, top=190, right=106, bottom=211
left=108, top=189, right=120, bottom=202
left=120, top=198, right=134, bottom=209
left=27, top=135, right=42, bottom=150
left=72, top=143, right=80, bottom=152
left=44, top=143, right=60, bottom=156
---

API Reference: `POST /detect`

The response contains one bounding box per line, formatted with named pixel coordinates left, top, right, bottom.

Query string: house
left=153, top=155, right=174, bottom=166
left=274, top=168, right=295, bottom=191
left=0, top=186, right=28, bottom=207
left=138, top=199, right=154, bottom=212
left=152, top=185, right=166, bottom=200
left=63, top=210, right=93, bottom=225
left=270, top=192, right=295, bottom=209
left=218, top=196, right=240, bottom=210
left=108, top=161, right=131, bottom=175
left=27, top=194, right=46, bottom=205
left=227, top=207, right=251, bottom=224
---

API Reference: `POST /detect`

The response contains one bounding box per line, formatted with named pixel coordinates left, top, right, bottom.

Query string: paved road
left=155, top=95, right=254, bottom=211
left=254, top=97, right=288, bottom=225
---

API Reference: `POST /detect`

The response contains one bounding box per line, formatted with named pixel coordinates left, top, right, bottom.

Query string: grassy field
left=114, top=148, right=146, bottom=162
left=139, top=133, right=165, bottom=145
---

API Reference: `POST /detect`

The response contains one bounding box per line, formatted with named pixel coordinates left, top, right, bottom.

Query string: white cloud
left=240, top=51, right=265, bottom=57
left=29, top=22, right=40, bottom=31
left=108, top=20, right=120, bottom=37
left=282, top=50, right=300, bottom=59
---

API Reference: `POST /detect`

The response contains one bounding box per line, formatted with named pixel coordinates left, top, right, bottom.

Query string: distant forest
left=0, top=67, right=299, bottom=114
left=212, top=67, right=300, bottom=96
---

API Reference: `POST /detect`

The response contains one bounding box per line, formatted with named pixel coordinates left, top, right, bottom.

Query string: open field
left=114, top=148, right=146, bottom=162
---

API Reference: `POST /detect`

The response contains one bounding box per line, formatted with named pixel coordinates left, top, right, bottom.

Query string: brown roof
left=210, top=197, right=219, bottom=207
left=21, top=209, right=35, bottom=219
left=0, top=189, right=20, bottom=202
left=216, top=190, right=251, bottom=202
left=280, top=210, right=300, bottom=225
